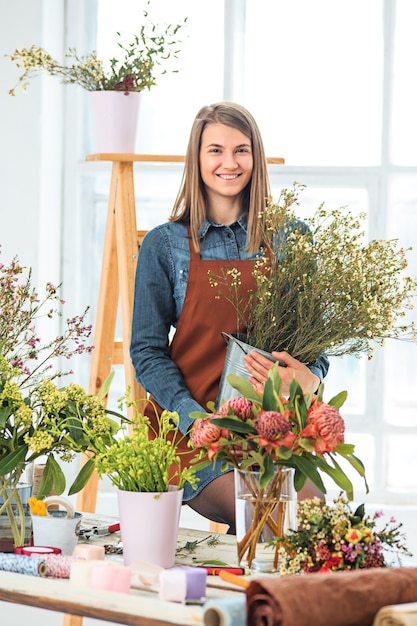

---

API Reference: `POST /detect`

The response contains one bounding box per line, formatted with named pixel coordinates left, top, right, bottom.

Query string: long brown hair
left=170, top=102, right=271, bottom=254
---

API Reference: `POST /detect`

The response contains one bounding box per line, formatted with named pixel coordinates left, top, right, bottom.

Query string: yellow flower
left=345, top=528, right=363, bottom=544
left=28, top=497, right=47, bottom=516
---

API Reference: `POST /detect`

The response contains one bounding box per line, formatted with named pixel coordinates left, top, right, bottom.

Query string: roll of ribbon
left=72, top=543, right=105, bottom=560
left=159, top=566, right=207, bottom=603
left=26, top=551, right=73, bottom=578
left=70, top=559, right=118, bottom=588
left=203, top=596, right=247, bottom=626
left=0, top=553, right=47, bottom=577
left=43, top=495, right=75, bottom=517
left=44, top=554, right=73, bottom=578
left=91, top=563, right=131, bottom=594
left=22, top=546, right=62, bottom=556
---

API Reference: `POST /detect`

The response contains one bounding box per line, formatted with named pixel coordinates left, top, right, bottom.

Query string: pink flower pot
left=90, top=90, right=141, bottom=153
left=117, top=487, right=183, bottom=568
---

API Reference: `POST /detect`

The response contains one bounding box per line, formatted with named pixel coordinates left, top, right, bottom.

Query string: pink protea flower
left=303, top=402, right=345, bottom=453
left=190, top=416, right=222, bottom=448
left=254, top=410, right=291, bottom=443
left=219, top=397, right=253, bottom=420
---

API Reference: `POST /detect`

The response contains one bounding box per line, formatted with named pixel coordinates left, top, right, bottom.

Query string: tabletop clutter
left=2, top=495, right=417, bottom=626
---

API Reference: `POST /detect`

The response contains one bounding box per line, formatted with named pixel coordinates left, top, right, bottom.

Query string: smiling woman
left=199, top=124, right=254, bottom=223
left=129, top=101, right=329, bottom=535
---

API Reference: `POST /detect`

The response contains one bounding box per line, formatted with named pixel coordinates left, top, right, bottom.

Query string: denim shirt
left=130, top=215, right=329, bottom=435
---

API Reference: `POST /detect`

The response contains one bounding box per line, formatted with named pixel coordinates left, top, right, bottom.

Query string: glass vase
left=0, top=480, right=33, bottom=551
left=234, top=466, right=296, bottom=572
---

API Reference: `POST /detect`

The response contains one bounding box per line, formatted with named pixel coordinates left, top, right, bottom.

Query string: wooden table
left=0, top=515, right=247, bottom=626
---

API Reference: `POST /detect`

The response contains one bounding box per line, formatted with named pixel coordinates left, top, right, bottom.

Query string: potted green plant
left=92, top=392, right=198, bottom=568
left=6, top=3, right=187, bottom=152
left=0, top=250, right=124, bottom=550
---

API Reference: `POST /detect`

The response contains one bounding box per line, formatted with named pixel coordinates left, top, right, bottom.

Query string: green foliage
left=7, top=4, right=187, bottom=94
left=93, top=394, right=198, bottom=493
left=190, top=364, right=368, bottom=500
left=209, top=182, right=417, bottom=361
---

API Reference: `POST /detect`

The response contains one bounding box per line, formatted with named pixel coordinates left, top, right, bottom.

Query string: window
left=64, top=1, right=417, bottom=527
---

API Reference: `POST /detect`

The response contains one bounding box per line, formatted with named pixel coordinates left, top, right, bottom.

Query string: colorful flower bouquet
left=190, top=366, right=368, bottom=569
left=274, top=494, right=412, bottom=574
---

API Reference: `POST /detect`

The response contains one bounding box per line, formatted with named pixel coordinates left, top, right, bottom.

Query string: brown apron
left=144, top=228, right=257, bottom=472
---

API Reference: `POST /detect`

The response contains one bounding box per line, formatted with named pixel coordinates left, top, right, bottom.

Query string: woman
left=130, top=102, right=329, bottom=532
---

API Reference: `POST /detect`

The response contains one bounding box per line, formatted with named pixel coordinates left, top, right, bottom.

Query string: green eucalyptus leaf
left=193, top=560, right=230, bottom=566
left=262, top=377, right=276, bottom=411
left=97, top=370, right=115, bottom=401
left=0, top=405, right=12, bottom=428
left=0, top=445, right=28, bottom=476
left=318, top=456, right=354, bottom=500
left=36, top=457, right=57, bottom=499
left=336, top=451, right=369, bottom=493
left=259, top=454, right=275, bottom=488
left=328, top=390, right=348, bottom=409
left=188, top=458, right=213, bottom=472
left=290, top=455, right=326, bottom=493
left=210, top=417, right=257, bottom=436
left=316, top=383, right=324, bottom=403
left=189, top=411, right=209, bottom=420
left=68, top=458, right=95, bottom=496
left=353, top=503, right=365, bottom=520
left=225, top=374, right=259, bottom=400
left=293, top=468, right=307, bottom=491
left=336, top=443, right=355, bottom=454
left=47, top=455, right=66, bottom=495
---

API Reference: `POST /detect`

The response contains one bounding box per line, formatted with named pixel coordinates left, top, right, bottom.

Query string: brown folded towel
left=246, top=568, right=417, bottom=626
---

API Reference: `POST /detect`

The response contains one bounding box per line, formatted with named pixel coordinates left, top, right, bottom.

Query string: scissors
left=79, top=522, right=120, bottom=540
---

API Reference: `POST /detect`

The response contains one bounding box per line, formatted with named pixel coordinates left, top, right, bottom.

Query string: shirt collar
left=198, top=213, right=249, bottom=239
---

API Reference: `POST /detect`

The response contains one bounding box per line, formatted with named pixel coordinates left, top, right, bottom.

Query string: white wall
left=0, top=0, right=66, bottom=288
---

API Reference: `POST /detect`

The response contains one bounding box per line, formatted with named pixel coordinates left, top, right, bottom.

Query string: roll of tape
left=23, top=546, right=62, bottom=556
left=0, top=554, right=47, bottom=577
left=91, top=563, right=131, bottom=594
left=43, top=496, right=75, bottom=518
left=70, top=559, right=117, bottom=588
left=43, top=554, right=73, bottom=578
left=159, top=567, right=207, bottom=603
left=203, top=596, right=247, bottom=626
left=72, top=543, right=105, bottom=560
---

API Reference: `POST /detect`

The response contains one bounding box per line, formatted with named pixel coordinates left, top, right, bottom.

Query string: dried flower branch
left=7, top=4, right=187, bottom=94
left=210, top=182, right=417, bottom=362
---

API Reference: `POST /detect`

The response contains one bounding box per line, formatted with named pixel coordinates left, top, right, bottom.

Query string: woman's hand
left=243, top=350, right=320, bottom=396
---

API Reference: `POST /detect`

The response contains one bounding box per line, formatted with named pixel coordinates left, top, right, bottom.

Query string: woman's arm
left=130, top=228, right=203, bottom=434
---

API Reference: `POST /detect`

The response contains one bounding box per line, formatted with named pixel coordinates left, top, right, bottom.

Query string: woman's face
left=199, top=123, right=253, bottom=205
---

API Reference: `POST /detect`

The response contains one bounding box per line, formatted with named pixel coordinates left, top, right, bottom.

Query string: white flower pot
left=117, top=487, right=183, bottom=568
left=90, top=90, right=142, bottom=154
